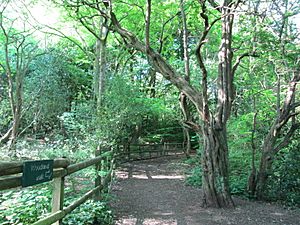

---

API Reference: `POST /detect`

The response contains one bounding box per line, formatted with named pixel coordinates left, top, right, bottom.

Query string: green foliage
left=63, top=200, right=113, bottom=225
left=0, top=99, right=11, bottom=134
left=185, top=165, right=202, bottom=187
left=95, top=74, right=180, bottom=145
left=229, top=149, right=251, bottom=195
left=0, top=187, right=113, bottom=225
left=184, top=157, right=202, bottom=187
left=23, top=50, right=89, bottom=135
left=265, top=139, right=300, bottom=207
left=0, top=187, right=52, bottom=224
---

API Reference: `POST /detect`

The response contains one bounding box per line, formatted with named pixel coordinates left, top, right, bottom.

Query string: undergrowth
left=0, top=185, right=114, bottom=225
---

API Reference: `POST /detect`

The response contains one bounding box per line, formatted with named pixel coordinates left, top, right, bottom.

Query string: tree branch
left=145, top=0, right=151, bottom=52
left=274, top=123, right=300, bottom=153
left=207, top=0, right=221, bottom=12
left=195, top=1, right=220, bottom=121
left=0, top=126, right=12, bottom=144
left=182, top=121, right=202, bottom=132
left=158, top=12, right=179, bottom=54
left=291, top=101, right=300, bottom=109
left=109, top=11, right=204, bottom=117
left=232, top=52, right=258, bottom=77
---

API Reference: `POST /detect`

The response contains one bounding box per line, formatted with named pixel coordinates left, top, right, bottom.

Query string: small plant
left=62, top=200, right=113, bottom=225
left=185, top=165, right=202, bottom=187
left=0, top=187, right=52, bottom=224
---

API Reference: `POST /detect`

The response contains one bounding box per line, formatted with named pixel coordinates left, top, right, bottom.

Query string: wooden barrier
left=116, top=142, right=184, bottom=162
left=0, top=151, right=115, bottom=225
left=0, top=142, right=183, bottom=224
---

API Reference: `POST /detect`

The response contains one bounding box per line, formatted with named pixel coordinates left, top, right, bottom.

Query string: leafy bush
left=184, top=157, right=202, bottom=187
left=0, top=187, right=52, bottom=224
left=0, top=99, right=11, bottom=135
left=265, top=140, right=300, bottom=207
left=0, top=187, right=114, bottom=225
left=185, top=165, right=202, bottom=187
left=63, top=200, right=113, bottom=225
left=229, top=149, right=252, bottom=195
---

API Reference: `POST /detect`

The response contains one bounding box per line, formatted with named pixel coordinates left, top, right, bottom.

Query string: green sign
left=22, top=160, right=54, bottom=187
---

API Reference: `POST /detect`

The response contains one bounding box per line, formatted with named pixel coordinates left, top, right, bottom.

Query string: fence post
left=52, top=176, right=65, bottom=225
left=94, top=145, right=102, bottom=201
left=139, top=146, right=142, bottom=159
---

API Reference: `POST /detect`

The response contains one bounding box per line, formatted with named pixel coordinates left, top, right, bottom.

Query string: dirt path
left=110, top=156, right=300, bottom=225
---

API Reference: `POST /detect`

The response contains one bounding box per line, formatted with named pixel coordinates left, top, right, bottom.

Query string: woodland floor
left=110, top=156, right=300, bottom=225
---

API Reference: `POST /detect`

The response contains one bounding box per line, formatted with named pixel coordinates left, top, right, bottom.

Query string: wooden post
left=103, top=154, right=110, bottom=194
left=52, top=177, right=64, bottom=225
left=94, top=146, right=102, bottom=201
left=163, top=142, right=166, bottom=156
left=139, top=146, right=142, bottom=159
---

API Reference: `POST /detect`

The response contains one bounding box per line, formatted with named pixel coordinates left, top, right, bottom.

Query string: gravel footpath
left=110, top=156, right=300, bottom=225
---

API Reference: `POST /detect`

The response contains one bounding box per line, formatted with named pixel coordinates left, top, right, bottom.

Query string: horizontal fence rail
left=0, top=150, right=115, bottom=225
left=116, top=142, right=185, bottom=162
left=0, top=142, right=184, bottom=225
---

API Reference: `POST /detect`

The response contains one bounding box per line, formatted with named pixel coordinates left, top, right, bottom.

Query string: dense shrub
left=265, top=140, right=300, bottom=207
left=0, top=187, right=52, bottom=224
left=63, top=200, right=113, bottom=225
left=0, top=187, right=113, bottom=225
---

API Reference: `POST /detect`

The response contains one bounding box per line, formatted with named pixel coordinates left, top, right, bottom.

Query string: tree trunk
left=148, top=67, right=156, bottom=98
left=256, top=131, right=276, bottom=199
left=92, top=16, right=109, bottom=200
left=248, top=109, right=258, bottom=196
left=94, top=37, right=107, bottom=108
left=0, top=14, right=28, bottom=152
left=179, top=0, right=191, bottom=157
left=180, top=92, right=191, bottom=156
left=8, top=69, right=24, bottom=152
left=201, top=121, right=234, bottom=207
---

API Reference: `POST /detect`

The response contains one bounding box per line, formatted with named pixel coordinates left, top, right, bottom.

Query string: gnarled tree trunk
left=201, top=122, right=233, bottom=207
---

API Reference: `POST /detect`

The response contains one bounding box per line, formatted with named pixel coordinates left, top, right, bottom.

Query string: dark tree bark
left=248, top=106, right=258, bottom=196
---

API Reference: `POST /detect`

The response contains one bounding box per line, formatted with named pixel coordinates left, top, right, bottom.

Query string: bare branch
left=183, top=121, right=202, bottom=132
left=274, top=123, right=300, bottom=153
left=232, top=52, right=258, bottom=76
left=21, top=2, right=93, bottom=59
left=18, top=109, right=41, bottom=138
left=195, top=1, right=220, bottom=121
left=291, top=102, right=300, bottom=109
left=0, top=127, right=12, bottom=144
left=158, top=12, right=179, bottom=53
left=207, top=0, right=221, bottom=12
left=180, top=0, right=190, bottom=81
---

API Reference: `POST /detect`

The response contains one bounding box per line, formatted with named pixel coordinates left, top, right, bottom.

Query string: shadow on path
left=110, top=156, right=300, bottom=225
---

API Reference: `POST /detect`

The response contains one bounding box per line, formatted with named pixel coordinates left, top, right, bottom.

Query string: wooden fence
left=0, top=142, right=184, bottom=224
left=117, top=142, right=185, bottom=162
left=0, top=150, right=115, bottom=225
